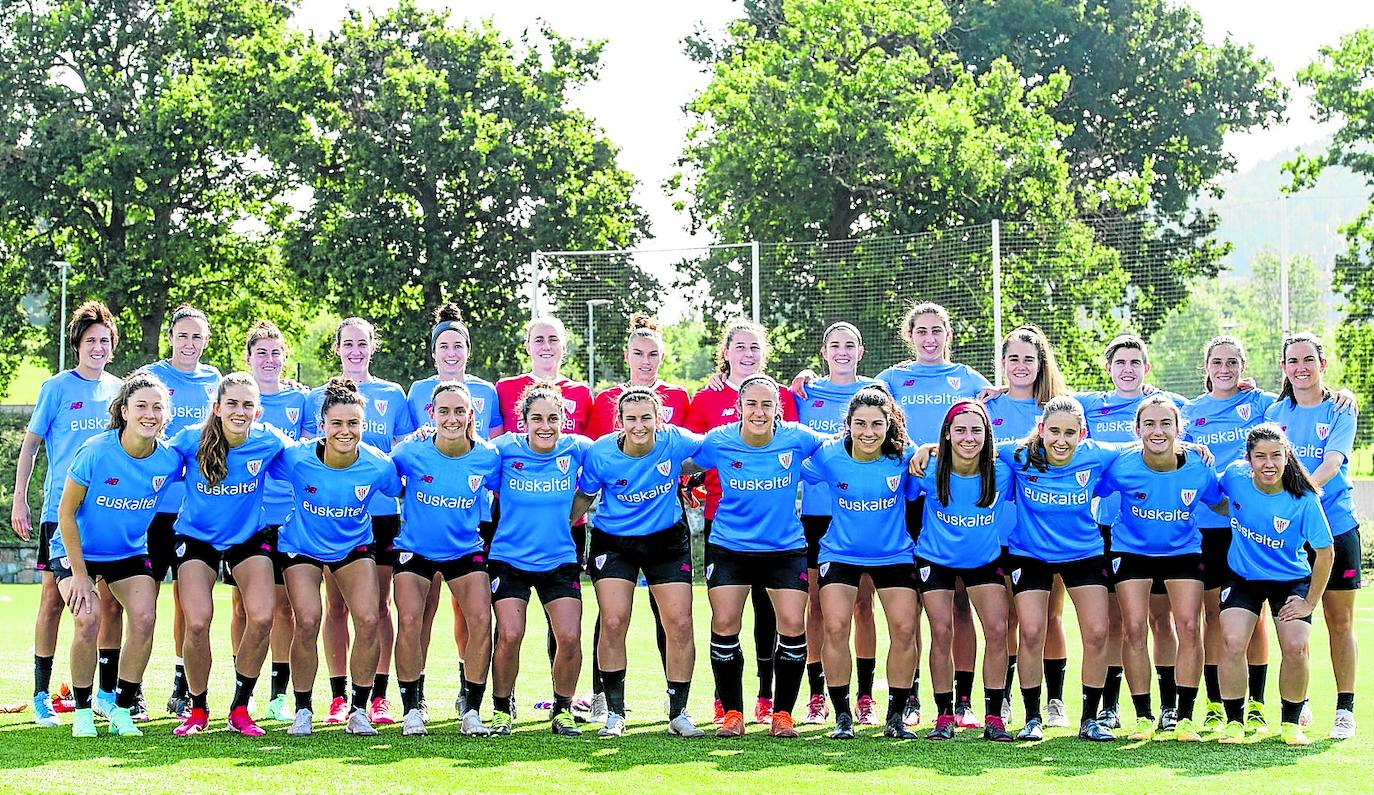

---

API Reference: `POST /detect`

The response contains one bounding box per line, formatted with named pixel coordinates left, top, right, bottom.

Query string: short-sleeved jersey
left=1264, top=397, right=1359, bottom=536
left=1077, top=389, right=1190, bottom=526
left=794, top=377, right=874, bottom=516
left=392, top=437, right=502, bottom=561
left=27, top=369, right=123, bottom=524
left=909, top=456, right=1013, bottom=569
left=143, top=360, right=222, bottom=512
left=1182, top=389, right=1277, bottom=528
left=985, top=394, right=1041, bottom=446
left=587, top=381, right=692, bottom=439
left=685, top=381, right=799, bottom=520
left=877, top=362, right=991, bottom=446
left=257, top=385, right=309, bottom=526
left=801, top=439, right=916, bottom=566
left=406, top=374, right=503, bottom=438
left=57, top=430, right=183, bottom=562
left=1097, top=448, right=1221, bottom=557
left=693, top=422, right=826, bottom=553
left=270, top=441, right=402, bottom=562
left=486, top=433, right=592, bottom=571
left=494, top=374, right=593, bottom=435
left=580, top=425, right=703, bottom=537
left=304, top=379, right=416, bottom=517
left=1219, top=461, right=1333, bottom=581
left=170, top=423, right=288, bottom=549
left=999, top=439, right=1126, bottom=563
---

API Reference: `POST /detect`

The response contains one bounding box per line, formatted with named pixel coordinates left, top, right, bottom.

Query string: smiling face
left=169, top=316, right=209, bottom=370
left=433, top=329, right=469, bottom=380
left=525, top=321, right=565, bottom=378
left=335, top=324, right=375, bottom=379
left=247, top=336, right=287, bottom=385
left=430, top=388, right=473, bottom=444
left=1107, top=345, right=1148, bottom=396
left=1135, top=403, right=1178, bottom=456
left=212, top=382, right=261, bottom=441
left=1281, top=340, right=1325, bottom=394
left=77, top=323, right=115, bottom=373
left=724, top=329, right=764, bottom=381
left=322, top=402, right=364, bottom=457
left=122, top=386, right=169, bottom=442
left=1205, top=342, right=1245, bottom=394
left=1002, top=339, right=1039, bottom=392
left=1038, top=409, right=1085, bottom=466
left=906, top=312, right=949, bottom=365
left=847, top=404, right=888, bottom=457
left=946, top=411, right=986, bottom=465
left=822, top=327, right=863, bottom=379
left=523, top=396, right=563, bottom=454
left=625, top=336, right=663, bottom=387
left=738, top=381, right=778, bottom=436
left=1248, top=438, right=1286, bottom=489
left=618, top=397, right=659, bottom=448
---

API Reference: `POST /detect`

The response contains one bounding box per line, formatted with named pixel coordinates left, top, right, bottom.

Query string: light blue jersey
left=800, top=439, right=916, bottom=566
left=270, top=441, right=402, bottom=562
left=1097, top=448, right=1221, bottom=556
left=27, top=370, right=123, bottom=523
left=170, top=423, right=288, bottom=549
left=1182, top=389, right=1277, bottom=528
left=304, top=379, right=416, bottom=516
left=579, top=426, right=703, bottom=537
left=910, top=455, right=1013, bottom=569
left=486, top=433, right=593, bottom=571
left=56, top=430, right=182, bottom=561
left=1219, top=461, right=1333, bottom=581
left=1265, top=397, right=1359, bottom=536
left=794, top=377, right=873, bottom=516
left=878, top=362, right=991, bottom=445
left=143, top=360, right=221, bottom=512
left=392, top=437, right=501, bottom=561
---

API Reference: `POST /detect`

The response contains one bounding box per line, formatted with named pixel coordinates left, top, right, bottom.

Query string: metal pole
left=750, top=240, right=760, bottom=324
left=529, top=251, right=541, bottom=320
left=1280, top=196, right=1290, bottom=338
left=587, top=301, right=595, bottom=386
left=991, top=220, right=1002, bottom=387
left=56, top=260, right=69, bottom=371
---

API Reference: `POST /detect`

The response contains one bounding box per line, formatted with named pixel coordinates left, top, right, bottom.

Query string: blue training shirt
left=144, top=360, right=221, bottom=512
left=910, top=454, right=1013, bottom=569
left=392, top=436, right=502, bottom=561
left=270, top=441, right=402, bottom=562
left=1097, top=448, right=1221, bottom=557
left=56, top=430, right=183, bottom=562
left=794, top=377, right=873, bottom=516
left=27, top=369, right=123, bottom=524
left=800, top=438, right=916, bottom=567
left=999, top=438, right=1125, bottom=563
left=1182, top=389, right=1277, bottom=528
left=1219, top=461, right=1333, bottom=581
left=169, top=423, right=288, bottom=550
left=878, top=362, right=991, bottom=445
left=486, top=433, right=593, bottom=571
left=304, top=379, right=416, bottom=517
left=1077, top=389, right=1189, bottom=526
left=579, top=425, right=703, bottom=537
left=406, top=374, right=504, bottom=437
left=694, top=421, right=828, bottom=553
left=257, top=385, right=309, bottom=526
left=1264, top=397, right=1360, bottom=536
left=985, top=394, right=1041, bottom=446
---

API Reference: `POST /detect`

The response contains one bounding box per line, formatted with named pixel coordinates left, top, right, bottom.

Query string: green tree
left=0, top=0, right=327, bottom=375
left=283, top=3, right=649, bottom=386
left=1289, top=28, right=1374, bottom=444
left=675, top=0, right=1130, bottom=378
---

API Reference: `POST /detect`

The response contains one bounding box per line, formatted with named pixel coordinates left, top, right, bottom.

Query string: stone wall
left=0, top=542, right=39, bottom=584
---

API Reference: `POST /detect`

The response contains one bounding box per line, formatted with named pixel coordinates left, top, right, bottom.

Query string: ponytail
left=197, top=372, right=258, bottom=488
left=1015, top=395, right=1085, bottom=473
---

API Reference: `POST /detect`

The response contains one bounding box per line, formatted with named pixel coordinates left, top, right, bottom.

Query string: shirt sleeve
left=800, top=452, right=825, bottom=485
left=68, top=443, right=95, bottom=488
left=267, top=446, right=293, bottom=481
left=693, top=433, right=719, bottom=470
left=26, top=378, right=57, bottom=438
left=392, top=390, right=418, bottom=438
left=379, top=456, right=403, bottom=498
left=1327, top=405, right=1357, bottom=459
left=302, top=391, right=322, bottom=438
left=577, top=449, right=605, bottom=495
left=797, top=424, right=828, bottom=457
left=670, top=426, right=705, bottom=460
left=778, top=387, right=799, bottom=422
left=1198, top=461, right=1223, bottom=506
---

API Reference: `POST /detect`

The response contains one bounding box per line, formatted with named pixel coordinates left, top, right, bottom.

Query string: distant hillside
left=1203, top=141, right=1369, bottom=275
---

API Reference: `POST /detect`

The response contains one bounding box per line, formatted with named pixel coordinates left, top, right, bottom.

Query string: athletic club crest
left=152, top=475, right=167, bottom=491
left=468, top=475, right=482, bottom=492
left=472, top=397, right=485, bottom=414
left=286, top=407, right=300, bottom=424
left=595, top=554, right=607, bottom=570
left=1011, top=568, right=1022, bottom=585
left=561, top=397, right=577, bottom=415
left=1180, top=489, right=1197, bottom=505
left=886, top=475, right=901, bottom=492
left=490, top=577, right=500, bottom=593
left=1273, top=517, right=1290, bottom=533
left=1112, top=557, right=1122, bottom=573
left=656, top=460, right=672, bottom=477
left=204, top=384, right=216, bottom=400
left=1236, top=404, right=1252, bottom=421
left=355, top=484, right=371, bottom=502
left=397, top=552, right=413, bottom=565
left=1316, top=423, right=1331, bottom=440
left=175, top=542, right=187, bottom=558
left=556, top=455, right=571, bottom=474
left=947, top=376, right=961, bottom=390
left=659, top=405, right=674, bottom=421
left=1076, top=470, right=1091, bottom=487
left=374, top=399, right=389, bottom=416
left=920, top=566, right=931, bottom=581
left=778, top=452, right=793, bottom=468
left=819, top=562, right=830, bottom=577
left=246, top=459, right=263, bottom=477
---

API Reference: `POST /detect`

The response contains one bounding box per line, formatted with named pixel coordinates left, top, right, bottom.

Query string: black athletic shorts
left=802, top=515, right=832, bottom=570
left=1100, top=525, right=1170, bottom=595
left=705, top=544, right=809, bottom=591
left=916, top=557, right=1003, bottom=592
left=1220, top=578, right=1313, bottom=623
left=281, top=544, right=376, bottom=573
left=587, top=522, right=693, bottom=586
left=1310, top=529, right=1362, bottom=592
left=489, top=561, right=582, bottom=604
left=571, top=521, right=588, bottom=567
left=147, top=511, right=179, bottom=581
left=372, top=515, right=402, bottom=567
left=820, top=560, right=917, bottom=591
left=36, top=521, right=57, bottom=571
left=478, top=520, right=498, bottom=551
left=52, top=554, right=154, bottom=585
left=1005, top=554, right=1109, bottom=594
left=1108, top=552, right=1204, bottom=587
left=176, top=528, right=276, bottom=581
left=1199, top=526, right=1232, bottom=590
left=394, top=549, right=488, bottom=582
left=905, top=496, right=925, bottom=543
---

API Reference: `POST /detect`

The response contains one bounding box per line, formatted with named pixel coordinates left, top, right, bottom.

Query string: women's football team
left=9, top=298, right=1361, bottom=746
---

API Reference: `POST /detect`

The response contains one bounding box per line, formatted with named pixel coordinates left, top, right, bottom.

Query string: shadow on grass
left=0, top=714, right=1336, bottom=781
